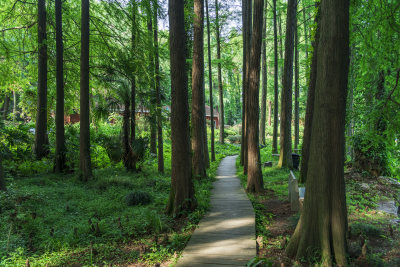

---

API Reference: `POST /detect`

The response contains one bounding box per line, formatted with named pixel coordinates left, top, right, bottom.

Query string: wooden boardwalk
left=176, top=155, right=256, bottom=266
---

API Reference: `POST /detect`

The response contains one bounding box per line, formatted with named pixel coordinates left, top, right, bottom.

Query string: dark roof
left=205, top=105, right=219, bottom=118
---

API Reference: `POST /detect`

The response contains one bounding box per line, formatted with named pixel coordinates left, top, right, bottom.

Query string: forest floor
left=240, top=150, right=400, bottom=267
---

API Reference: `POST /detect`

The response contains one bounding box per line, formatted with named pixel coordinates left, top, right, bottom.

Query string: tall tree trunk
left=154, top=0, right=164, bottom=173
left=54, top=0, right=66, bottom=173
left=205, top=0, right=215, bottom=162
left=214, top=0, right=224, bottom=144
left=130, top=0, right=137, bottom=172
left=12, top=91, right=17, bottom=121
left=191, top=0, right=206, bottom=178
left=272, top=0, right=279, bottom=154
left=243, top=0, right=252, bottom=174
left=247, top=0, right=264, bottom=193
left=286, top=0, right=350, bottom=265
left=166, top=0, right=197, bottom=216
left=79, top=0, right=92, bottom=181
left=299, top=3, right=320, bottom=184
left=277, top=0, right=296, bottom=169
left=294, top=14, right=299, bottom=150
left=259, top=1, right=267, bottom=146
left=240, top=0, right=247, bottom=165
left=123, top=99, right=134, bottom=170
left=147, top=10, right=157, bottom=156
left=34, top=0, right=49, bottom=159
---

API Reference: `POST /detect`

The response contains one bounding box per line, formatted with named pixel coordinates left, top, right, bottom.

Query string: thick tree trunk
left=79, top=0, right=92, bottom=181
left=277, top=0, right=296, bottom=169
left=299, top=4, right=320, bottom=184
left=205, top=0, right=215, bottom=162
left=286, top=0, right=350, bottom=265
left=154, top=0, right=164, bottom=173
left=166, top=0, right=197, bottom=216
left=34, top=0, right=49, bottom=160
left=191, top=0, right=206, bottom=178
left=243, top=0, right=252, bottom=174
left=0, top=156, right=5, bottom=191
left=54, top=0, right=66, bottom=173
left=259, top=2, right=267, bottom=146
left=130, top=0, right=137, bottom=172
left=294, top=14, right=299, bottom=150
left=247, top=0, right=264, bottom=193
left=272, top=0, right=279, bottom=154
left=215, top=0, right=224, bottom=144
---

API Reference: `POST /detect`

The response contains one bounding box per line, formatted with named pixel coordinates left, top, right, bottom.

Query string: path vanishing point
left=176, top=155, right=256, bottom=266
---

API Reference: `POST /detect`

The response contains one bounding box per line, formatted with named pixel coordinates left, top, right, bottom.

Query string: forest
left=0, top=0, right=399, bottom=266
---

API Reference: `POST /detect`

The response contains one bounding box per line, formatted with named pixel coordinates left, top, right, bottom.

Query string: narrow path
left=176, top=155, right=256, bottom=266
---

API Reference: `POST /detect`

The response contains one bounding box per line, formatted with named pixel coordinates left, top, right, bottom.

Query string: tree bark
left=259, top=1, right=267, bottom=146
left=286, top=0, right=350, bottom=265
left=268, top=100, right=272, bottom=126
left=205, top=0, right=215, bottom=162
left=277, top=0, right=296, bottom=169
left=299, top=3, right=320, bottom=184
left=147, top=10, right=157, bottom=156
left=240, top=0, right=247, bottom=166
left=166, top=0, right=197, bottom=216
left=272, top=0, right=279, bottom=154
left=294, top=14, right=299, bottom=150
left=130, top=0, right=137, bottom=172
left=154, top=0, right=164, bottom=173
left=243, top=0, right=252, bottom=174
left=2, top=95, right=10, bottom=120
left=123, top=99, right=134, bottom=170
left=191, top=0, right=206, bottom=178
left=247, top=0, right=264, bottom=193
left=215, top=0, right=224, bottom=144
left=34, top=0, right=49, bottom=159
left=302, top=0, right=309, bottom=84
left=79, top=0, right=92, bottom=181
left=54, top=0, right=66, bottom=173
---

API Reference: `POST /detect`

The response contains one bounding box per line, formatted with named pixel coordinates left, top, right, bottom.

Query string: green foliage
left=350, top=222, right=383, bottom=238
left=125, top=191, right=152, bottom=206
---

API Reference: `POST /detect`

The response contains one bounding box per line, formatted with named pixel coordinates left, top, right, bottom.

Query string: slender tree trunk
left=123, top=100, right=134, bottom=170
left=34, top=0, right=49, bottom=159
left=214, top=0, right=224, bottom=144
left=79, top=0, right=92, bottom=181
left=272, top=0, right=279, bottom=154
left=294, top=14, right=299, bottom=150
left=243, top=0, right=252, bottom=174
left=166, top=0, right=197, bottom=216
left=277, top=0, right=296, bottom=169
left=12, top=91, right=17, bottom=121
left=286, top=1, right=350, bottom=265
left=247, top=0, right=264, bottom=193
left=191, top=0, right=206, bottom=178
left=240, top=0, right=247, bottom=166
left=299, top=3, right=320, bottom=184
left=154, top=0, right=164, bottom=173
left=302, top=0, right=309, bottom=81
left=147, top=11, right=157, bottom=156
left=205, top=0, right=215, bottom=162
left=259, top=1, right=267, bottom=146
left=130, top=0, right=137, bottom=172
left=54, top=0, right=66, bottom=173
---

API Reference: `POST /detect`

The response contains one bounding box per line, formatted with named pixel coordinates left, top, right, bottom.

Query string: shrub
left=228, top=135, right=241, bottom=144
left=125, top=191, right=152, bottom=206
left=350, top=222, right=383, bottom=238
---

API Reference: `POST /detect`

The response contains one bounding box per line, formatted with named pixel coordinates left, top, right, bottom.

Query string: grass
left=0, top=140, right=239, bottom=266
